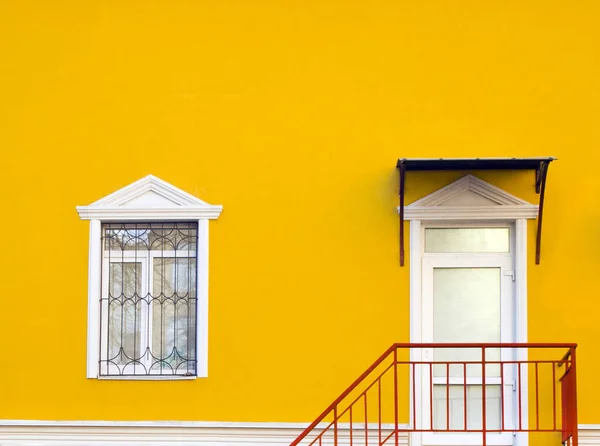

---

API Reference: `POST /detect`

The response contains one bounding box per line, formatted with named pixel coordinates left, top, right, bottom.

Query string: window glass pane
left=149, top=225, right=197, bottom=252
left=153, top=258, right=197, bottom=297
left=425, top=228, right=509, bottom=253
left=108, top=262, right=143, bottom=366
left=104, top=223, right=197, bottom=252
left=104, top=226, right=150, bottom=251
left=152, top=258, right=197, bottom=373
left=433, top=268, right=500, bottom=377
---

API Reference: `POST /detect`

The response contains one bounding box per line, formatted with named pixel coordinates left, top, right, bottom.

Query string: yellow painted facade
left=0, top=0, right=599, bottom=432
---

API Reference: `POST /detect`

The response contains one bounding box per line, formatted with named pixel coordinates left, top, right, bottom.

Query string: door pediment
left=400, top=175, right=538, bottom=220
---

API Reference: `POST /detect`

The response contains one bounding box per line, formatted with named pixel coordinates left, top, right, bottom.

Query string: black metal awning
left=396, top=157, right=556, bottom=265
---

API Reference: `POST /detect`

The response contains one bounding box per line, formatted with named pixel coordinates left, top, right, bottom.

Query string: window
left=101, top=223, right=198, bottom=377
left=77, top=175, right=223, bottom=379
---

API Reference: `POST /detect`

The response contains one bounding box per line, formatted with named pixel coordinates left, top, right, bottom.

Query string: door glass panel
left=425, top=228, right=510, bottom=253
left=433, top=267, right=501, bottom=377
left=433, top=385, right=501, bottom=431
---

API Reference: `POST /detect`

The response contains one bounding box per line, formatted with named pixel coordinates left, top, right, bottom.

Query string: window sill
left=96, top=375, right=198, bottom=381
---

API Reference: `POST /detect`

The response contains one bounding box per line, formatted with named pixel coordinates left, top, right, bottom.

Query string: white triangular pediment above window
left=400, top=175, right=538, bottom=220
left=121, top=190, right=183, bottom=208
left=76, top=175, right=223, bottom=220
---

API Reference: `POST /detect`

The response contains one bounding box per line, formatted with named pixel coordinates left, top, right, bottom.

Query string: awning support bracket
left=535, top=160, right=551, bottom=265
left=399, top=162, right=406, bottom=266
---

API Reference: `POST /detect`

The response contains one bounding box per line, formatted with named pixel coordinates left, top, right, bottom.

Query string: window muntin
left=100, top=222, right=198, bottom=377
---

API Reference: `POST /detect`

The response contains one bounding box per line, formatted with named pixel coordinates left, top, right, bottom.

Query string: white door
left=420, top=226, right=517, bottom=446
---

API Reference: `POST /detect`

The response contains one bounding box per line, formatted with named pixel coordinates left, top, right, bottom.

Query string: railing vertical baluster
left=535, top=362, right=540, bottom=431
left=446, top=362, right=450, bottom=431
left=395, top=349, right=399, bottom=446
left=429, top=362, right=434, bottom=431
left=500, top=362, right=505, bottom=432
left=350, top=406, right=353, bottom=446
left=571, top=347, right=579, bottom=446
left=518, top=360, right=522, bottom=432
left=552, top=361, right=557, bottom=431
left=464, top=362, right=467, bottom=431
left=411, top=360, right=415, bottom=436
left=365, top=393, right=369, bottom=446
left=334, top=406, right=338, bottom=446
left=378, top=378, right=382, bottom=446
left=482, top=347, right=487, bottom=446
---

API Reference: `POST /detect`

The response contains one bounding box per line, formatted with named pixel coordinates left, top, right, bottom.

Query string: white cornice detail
left=77, top=206, right=223, bottom=220
left=401, top=205, right=539, bottom=220
left=76, top=175, right=223, bottom=221
left=398, top=174, right=538, bottom=221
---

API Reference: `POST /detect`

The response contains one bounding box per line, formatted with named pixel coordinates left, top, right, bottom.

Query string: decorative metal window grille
left=100, top=222, right=198, bottom=376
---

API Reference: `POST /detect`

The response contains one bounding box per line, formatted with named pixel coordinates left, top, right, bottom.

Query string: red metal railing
left=291, top=343, right=577, bottom=446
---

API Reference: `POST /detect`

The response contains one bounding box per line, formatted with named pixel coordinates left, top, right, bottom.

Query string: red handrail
left=290, top=343, right=578, bottom=446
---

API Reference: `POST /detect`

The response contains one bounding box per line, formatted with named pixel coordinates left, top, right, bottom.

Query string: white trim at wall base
left=0, top=421, right=409, bottom=446
left=580, top=426, right=600, bottom=446
left=0, top=421, right=596, bottom=446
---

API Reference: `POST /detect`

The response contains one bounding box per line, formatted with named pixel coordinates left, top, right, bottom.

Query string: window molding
left=406, top=175, right=533, bottom=446
left=77, top=175, right=223, bottom=221
left=77, top=175, right=222, bottom=379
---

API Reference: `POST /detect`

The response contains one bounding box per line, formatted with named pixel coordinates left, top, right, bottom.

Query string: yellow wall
left=0, top=0, right=599, bottom=425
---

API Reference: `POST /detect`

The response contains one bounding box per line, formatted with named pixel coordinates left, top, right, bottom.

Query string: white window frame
left=399, top=175, right=536, bottom=446
left=77, top=175, right=223, bottom=380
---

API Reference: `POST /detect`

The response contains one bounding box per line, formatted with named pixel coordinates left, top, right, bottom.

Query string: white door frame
left=408, top=219, right=529, bottom=446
